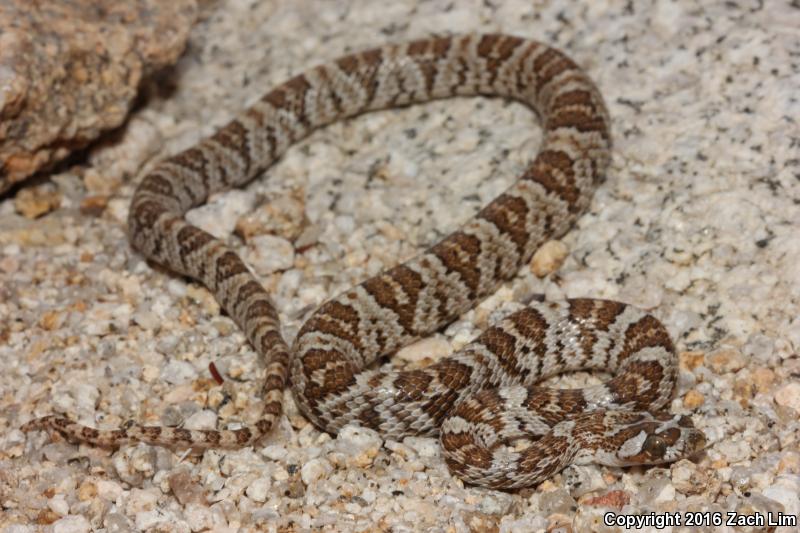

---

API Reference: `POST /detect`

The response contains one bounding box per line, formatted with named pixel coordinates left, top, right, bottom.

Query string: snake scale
left=24, top=33, right=705, bottom=489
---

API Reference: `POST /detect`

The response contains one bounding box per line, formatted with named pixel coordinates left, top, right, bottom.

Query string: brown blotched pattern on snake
left=23, top=34, right=705, bottom=489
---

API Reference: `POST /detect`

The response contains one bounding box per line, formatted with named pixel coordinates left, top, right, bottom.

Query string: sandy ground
left=1, top=1, right=799, bottom=531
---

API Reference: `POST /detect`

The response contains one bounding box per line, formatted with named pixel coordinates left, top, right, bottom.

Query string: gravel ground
left=1, top=1, right=799, bottom=531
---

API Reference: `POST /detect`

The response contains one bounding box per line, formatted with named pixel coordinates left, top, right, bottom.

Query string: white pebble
left=52, top=515, right=91, bottom=533
left=272, top=466, right=289, bottom=481
left=48, top=494, right=70, bottom=516
left=245, top=477, right=271, bottom=503
left=717, top=439, right=753, bottom=463
left=135, top=510, right=163, bottom=530
left=396, top=336, right=452, bottom=363
left=479, top=493, right=512, bottom=514
left=133, top=309, right=160, bottom=330
left=125, top=487, right=159, bottom=515
left=402, top=437, right=439, bottom=459
left=3, top=527, right=35, bottom=533
left=184, top=504, right=214, bottom=532
left=167, top=279, right=188, bottom=297
left=73, top=383, right=100, bottom=412
left=562, top=465, right=607, bottom=498
left=334, top=214, right=356, bottom=234
left=278, top=269, right=303, bottom=294
left=300, top=458, right=333, bottom=485
left=184, top=410, right=218, bottom=431
left=652, top=481, right=676, bottom=503
left=743, top=333, right=775, bottom=363
left=335, top=424, right=383, bottom=468
left=186, top=190, right=255, bottom=239
left=162, top=360, right=197, bottom=384
left=260, top=444, right=288, bottom=461
left=763, top=476, right=800, bottom=517
left=361, top=488, right=376, bottom=504
left=95, top=480, right=124, bottom=503
left=245, top=234, right=295, bottom=274
left=774, top=382, right=800, bottom=412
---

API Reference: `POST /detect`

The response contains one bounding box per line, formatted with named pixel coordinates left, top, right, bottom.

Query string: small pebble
left=396, top=337, right=452, bottom=363
left=245, top=234, right=295, bottom=274
left=245, top=477, right=271, bottom=502
left=186, top=190, right=256, bottom=239
left=14, top=186, right=62, bottom=218
left=51, top=515, right=91, bottom=533
left=183, top=410, right=218, bottom=431
left=705, top=346, right=748, bottom=374
left=300, top=458, right=333, bottom=485
left=334, top=424, right=383, bottom=468
left=48, top=494, right=70, bottom=516
left=185, top=503, right=215, bottom=532
left=530, top=240, right=568, bottom=277
left=683, top=389, right=705, bottom=409
left=161, top=360, right=197, bottom=385
left=773, top=382, right=800, bottom=412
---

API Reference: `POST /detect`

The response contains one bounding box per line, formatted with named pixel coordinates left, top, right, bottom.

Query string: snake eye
left=642, top=435, right=667, bottom=459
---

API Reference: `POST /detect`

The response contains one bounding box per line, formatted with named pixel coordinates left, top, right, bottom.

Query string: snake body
left=24, top=34, right=705, bottom=489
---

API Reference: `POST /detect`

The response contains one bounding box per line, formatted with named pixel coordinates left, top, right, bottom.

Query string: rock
left=562, top=465, right=607, bottom=498
left=51, top=515, right=91, bottom=533
left=167, top=469, right=207, bottom=506
left=103, top=513, right=131, bottom=532
left=235, top=188, right=308, bottom=242
left=245, top=477, right=271, bottom=502
left=736, top=492, right=787, bottom=532
left=671, top=460, right=711, bottom=495
left=47, top=494, right=70, bottom=516
left=751, top=367, right=776, bottom=393
left=260, top=444, right=288, bottom=461
left=87, top=117, right=164, bottom=195
left=705, top=346, right=748, bottom=374
left=638, top=477, right=675, bottom=505
left=538, top=488, right=577, bottom=515
left=333, top=424, right=383, bottom=469
left=76, top=480, right=97, bottom=502
left=182, top=504, right=212, bottom=531
left=134, top=510, right=163, bottom=530
left=300, top=458, right=333, bottom=485
left=762, top=476, right=800, bottom=518
left=717, top=439, right=752, bottom=464
left=777, top=452, right=800, bottom=474
left=774, top=382, right=800, bottom=412
left=402, top=437, right=439, bottom=460
left=186, top=190, right=256, bottom=239
left=530, top=240, right=569, bottom=277
left=0, top=0, right=197, bottom=193
left=183, top=410, right=218, bottom=431
left=396, top=337, right=452, bottom=364
left=679, top=350, right=705, bottom=371
left=244, top=234, right=295, bottom=275
left=95, top=480, right=124, bottom=503
left=113, top=446, right=158, bottom=486
left=13, top=185, right=61, bottom=218
left=682, top=389, right=705, bottom=409
left=742, top=333, right=775, bottom=364
left=161, top=360, right=197, bottom=385
left=79, top=195, right=109, bottom=217
left=582, top=489, right=630, bottom=510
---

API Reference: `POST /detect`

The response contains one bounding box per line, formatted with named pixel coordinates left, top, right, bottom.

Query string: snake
left=23, top=33, right=706, bottom=489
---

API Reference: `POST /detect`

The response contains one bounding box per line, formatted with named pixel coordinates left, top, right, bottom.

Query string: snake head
left=612, top=412, right=706, bottom=466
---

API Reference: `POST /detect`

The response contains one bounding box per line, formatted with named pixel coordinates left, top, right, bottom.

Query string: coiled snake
left=23, top=33, right=705, bottom=489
